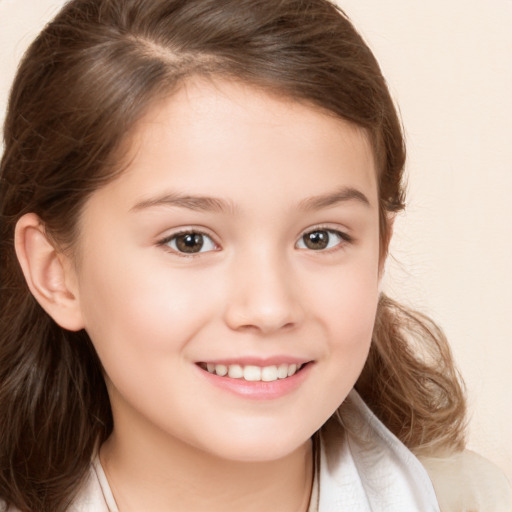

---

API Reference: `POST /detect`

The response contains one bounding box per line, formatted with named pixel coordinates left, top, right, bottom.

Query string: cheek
left=76, top=246, right=218, bottom=368
left=310, top=254, right=380, bottom=379
left=331, top=277, right=379, bottom=344
left=317, top=254, right=380, bottom=339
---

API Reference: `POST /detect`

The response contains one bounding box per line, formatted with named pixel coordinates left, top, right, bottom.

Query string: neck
left=100, top=420, right=314, bottom=512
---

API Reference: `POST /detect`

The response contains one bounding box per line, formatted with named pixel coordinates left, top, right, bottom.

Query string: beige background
left=1, top=0, right=511, bottom=481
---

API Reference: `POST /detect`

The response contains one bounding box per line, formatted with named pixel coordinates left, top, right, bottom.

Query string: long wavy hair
left=0, top=0, right=465, bottom=510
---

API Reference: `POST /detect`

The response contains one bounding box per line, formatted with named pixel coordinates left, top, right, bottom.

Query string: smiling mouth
left=197, top=362, right=309, bottom=382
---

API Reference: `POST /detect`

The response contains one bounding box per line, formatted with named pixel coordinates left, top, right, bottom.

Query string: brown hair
left=0, top=0, right=465, bottom=510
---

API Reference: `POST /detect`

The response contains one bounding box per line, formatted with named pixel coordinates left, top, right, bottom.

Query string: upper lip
left=196, top=356, right=313, bottom=366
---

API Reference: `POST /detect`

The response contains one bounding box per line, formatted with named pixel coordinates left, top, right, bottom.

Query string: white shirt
left=308, top=390, right=440, bottom=511
left=3, top=390, right=510, bottom=511
left=68, top=389, right=442, bottom=512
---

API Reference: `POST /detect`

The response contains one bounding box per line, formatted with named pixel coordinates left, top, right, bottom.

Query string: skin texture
left=15, top=79, right=383, bottom=511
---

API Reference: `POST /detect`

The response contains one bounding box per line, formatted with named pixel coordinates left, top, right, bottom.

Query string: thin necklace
left=100, top=443, right=316, bottom=512
left=99, top=449, right=125, bottom=512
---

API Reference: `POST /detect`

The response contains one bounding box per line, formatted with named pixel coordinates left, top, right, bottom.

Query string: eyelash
left=296, top=226, right=353, bottom=253
left=157, top=226, right=353, bottom=257
left=157, top=229, right=219, bottom=258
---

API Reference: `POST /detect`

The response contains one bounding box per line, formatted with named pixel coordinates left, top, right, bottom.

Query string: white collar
left=74, top=389, right=440, bottom=512
left=309, top=389, right=440, bottom=512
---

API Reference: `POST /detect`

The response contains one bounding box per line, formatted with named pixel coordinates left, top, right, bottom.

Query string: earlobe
left=14, top=213, right=85, bottom=331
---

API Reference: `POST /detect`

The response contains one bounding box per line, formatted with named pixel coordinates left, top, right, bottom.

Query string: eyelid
left=295, top=225, right=353, bottom=251
left=157, top=227, right=220, bottom=256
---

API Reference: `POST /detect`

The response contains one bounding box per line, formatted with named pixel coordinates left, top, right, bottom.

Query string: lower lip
left=196, top=363, right=313, bottom=400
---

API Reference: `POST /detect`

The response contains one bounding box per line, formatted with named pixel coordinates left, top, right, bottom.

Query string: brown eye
left=165, top=232, right=217, bottom=254
left=175, top=233, right=204, bottom=253
left=303, top=230, right=329, bottom=250
left=297, top=229, right=347, bottom=251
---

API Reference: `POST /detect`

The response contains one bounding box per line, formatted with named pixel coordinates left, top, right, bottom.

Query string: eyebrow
left=298, top=187, right=371, bottom=210
left=130, top=186, right=371, bottom=214
left=130, top=192, right=237, bottom=214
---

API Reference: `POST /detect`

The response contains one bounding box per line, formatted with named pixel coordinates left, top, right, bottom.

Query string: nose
left=223, top=250, right=304, bottom=335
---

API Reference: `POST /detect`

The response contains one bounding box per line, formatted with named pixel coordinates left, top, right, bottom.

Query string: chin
left=213, top=441, right=308, bottom=463
left=194, top=426, right=312, bottom=463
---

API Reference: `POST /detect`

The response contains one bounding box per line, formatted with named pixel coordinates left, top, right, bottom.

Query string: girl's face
left=71, top=79, right=382, bottom=462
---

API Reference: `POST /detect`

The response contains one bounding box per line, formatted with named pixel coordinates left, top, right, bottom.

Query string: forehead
left=97, top=78, right=378, bottom=212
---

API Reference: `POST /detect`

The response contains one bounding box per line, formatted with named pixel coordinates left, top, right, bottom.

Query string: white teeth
left=277, top=364, right=289, bottom=379
left=261, top=365, right=278, bottom=382
left=243, top=365, right=261, bottom=381
left=215, top=364, right=228, bottom=376
left=228, top=364, right=243, bottom=379
left=206, top=362, right=305, bottom=381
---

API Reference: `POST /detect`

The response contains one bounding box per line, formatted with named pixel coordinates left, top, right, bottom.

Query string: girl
left=0, top=0, right=510, bottom=511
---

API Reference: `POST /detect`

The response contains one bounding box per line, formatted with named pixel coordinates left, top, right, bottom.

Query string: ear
left=378, top=213, right=395, bottom=278
left=14, top=213, right=85, bottom=331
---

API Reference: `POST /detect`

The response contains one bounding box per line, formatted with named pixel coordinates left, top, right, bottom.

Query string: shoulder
left=317, top=390, right=441, bottom=511
left=0, top=459, right=114, bottom=512
left=418, top=450, right=512, bottom=512
left=0, top=501, right=16, bottom=512
left=66, top=457, right=117, bottom=512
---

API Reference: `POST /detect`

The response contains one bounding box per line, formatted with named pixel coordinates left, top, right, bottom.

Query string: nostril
left=223, top=272, right=304, bottom=334
left=224, top=311, right=301, bottom=335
